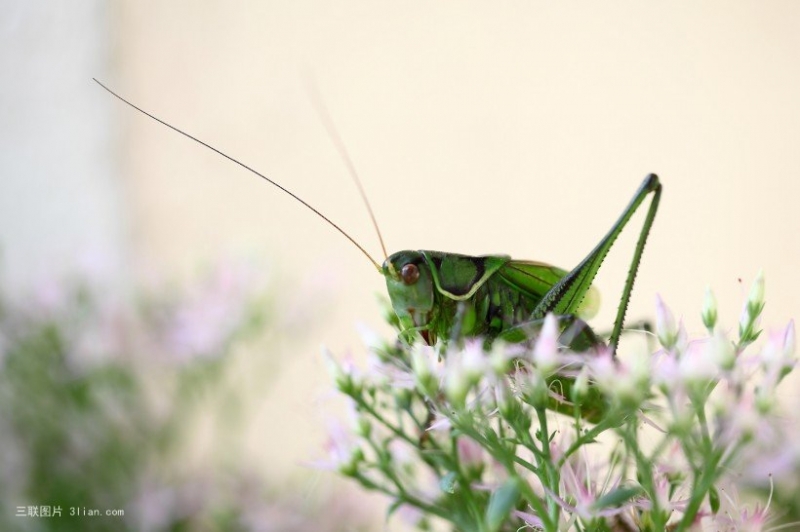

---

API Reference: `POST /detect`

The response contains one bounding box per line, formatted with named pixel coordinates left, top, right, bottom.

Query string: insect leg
left=531, top=174, right=662, bottom=354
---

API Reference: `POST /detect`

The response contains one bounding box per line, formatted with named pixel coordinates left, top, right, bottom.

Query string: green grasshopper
left=382, top=173, right=660, bottom=351
left=95, top=80, right=661, bottom=355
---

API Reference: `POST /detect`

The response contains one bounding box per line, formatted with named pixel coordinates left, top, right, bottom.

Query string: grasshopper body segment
left=382, top=251, right=598, bottom=346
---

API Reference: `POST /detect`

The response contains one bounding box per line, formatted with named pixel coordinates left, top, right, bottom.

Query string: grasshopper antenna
left=305, top=78, right=389, bottom=261
left=93, top=78, right=382, bottom=272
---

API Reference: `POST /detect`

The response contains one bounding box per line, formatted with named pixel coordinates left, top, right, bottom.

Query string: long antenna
left=305, top=79, right=389, bottom=260
left=94, top=78, right=382, bottom=271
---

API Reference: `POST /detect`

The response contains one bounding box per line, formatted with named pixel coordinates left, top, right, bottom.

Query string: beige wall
left=111, top=0, right=799, bottom=493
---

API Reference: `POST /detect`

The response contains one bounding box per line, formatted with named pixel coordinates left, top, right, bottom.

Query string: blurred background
left=2, top=1, right=799, bottom=530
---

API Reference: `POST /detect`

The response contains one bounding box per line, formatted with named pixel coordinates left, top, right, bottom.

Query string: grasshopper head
left=382, top=251, right=436, bottom=343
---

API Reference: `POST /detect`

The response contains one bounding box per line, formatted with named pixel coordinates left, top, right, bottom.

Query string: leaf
left=439, top=471, right=458, bottom=494
left=591, top=486, right=644, bottom=510
left=708, top=486, right=720, bottom=514
left=485, top=477, right=521, bottom=532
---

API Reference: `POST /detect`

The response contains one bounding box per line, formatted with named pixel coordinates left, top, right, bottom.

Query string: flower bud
left=340, top=447, right=364, bottom=476
left=411, top=345, right=439, bottom=398
left=678, top=341, right=719, bottom=392
left=709, top=329, right=736, bottom=371
left=489, top=342, right=513, bottom=376
left=323, top=348, right=360, bottom=397
left=445, top=369, right=470, bottom=409
left=760, top=323, right=797, bottom=385
left=656, top=295, right=678, bottom=349
left=393, top=387, right=413, bottom=410
left=702, top=287, right=718, bottom=332
left=522, top=368, right=549, bottom=410
left=355, top=416, right=372, bottom=439
left=571, top=366, right=590, bottom=402
left=494, top=380, right=515, bottom=419
left=748, top=269, right=765, bottom=315
left=457, top=437, right=484, bottom=474
left=739, top=271, right=765, bottom=345
left=755, top=389, right=775, bottom=414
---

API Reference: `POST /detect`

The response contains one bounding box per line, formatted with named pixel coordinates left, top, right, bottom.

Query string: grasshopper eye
left=401, top=263, right=420, bottom=285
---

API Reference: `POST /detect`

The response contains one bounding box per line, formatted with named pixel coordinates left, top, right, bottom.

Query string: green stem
left=620, top=420, right=667, bottom=530
left=534, top=407, right=561, bottom=527
left=558, top=416, right=619, bottom=466
left=353, top=471, right=450, bottom=521
left=449, top=433, right=486, bottom=528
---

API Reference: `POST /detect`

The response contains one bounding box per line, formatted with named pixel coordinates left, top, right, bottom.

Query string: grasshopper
left=95, top=80, right=661, bottom=355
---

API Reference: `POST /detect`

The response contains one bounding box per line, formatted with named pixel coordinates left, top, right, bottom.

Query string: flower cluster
left=0, top=262, right=369, bottom=532
left=325, top=273, right=796, bottom=532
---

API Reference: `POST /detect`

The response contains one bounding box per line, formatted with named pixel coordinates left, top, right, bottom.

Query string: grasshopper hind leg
left=531, top=174, right=662, bottom=354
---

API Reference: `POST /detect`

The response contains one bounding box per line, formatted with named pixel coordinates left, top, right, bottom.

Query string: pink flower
left=456, top=436, right=484, bottom=471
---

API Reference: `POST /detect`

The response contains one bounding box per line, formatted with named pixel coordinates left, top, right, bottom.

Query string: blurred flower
left=156, top=262, right=259, bottom=364
left=318, top=420, right=362, bottom=476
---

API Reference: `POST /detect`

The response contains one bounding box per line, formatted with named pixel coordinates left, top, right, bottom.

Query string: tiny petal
left=513, top=510, right=544, bottom=528
left=675, top=319, right=689, bottom=354
left=461, top=340, right=489, bottom=381
left=784, top=320, right=796, bottom=360
left=533, top=313, right=560, bottom=372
